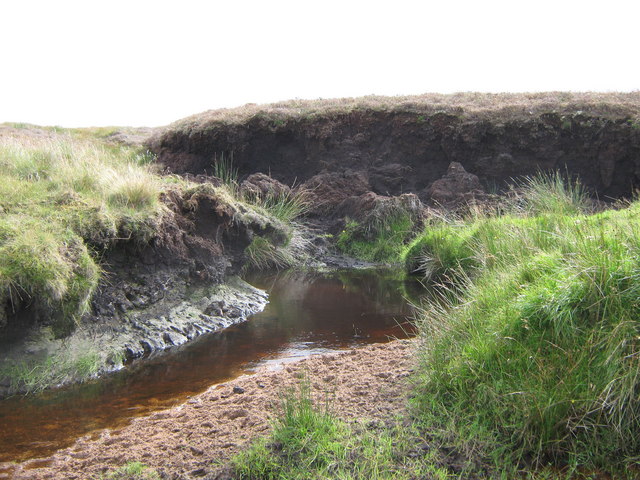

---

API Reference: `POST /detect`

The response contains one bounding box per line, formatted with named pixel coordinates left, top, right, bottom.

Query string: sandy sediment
left=5, top=339, right=416, bottom=480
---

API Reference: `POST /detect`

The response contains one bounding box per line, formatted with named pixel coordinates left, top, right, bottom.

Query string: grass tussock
left=511, top=170, right=591, bottom=217
left=100, top=461, right=159, bottom=480
left=337, top=212, right=414, bottom=263
left=248, top=188, right=311, bottom=225
left=212, top=154, right=311, bottom=225
left=209, top=157, right=312, bottom=271
left=244, top=236, right=294, bottom=271
left=337, top=196, right=423, bottom=263
left=407, top=173, right=640, bottom=474
left=0, top=348, right=101, bottom=395
left=233, top=380, right=449, bottom=480
left=0, top=133, right=166, bottom=336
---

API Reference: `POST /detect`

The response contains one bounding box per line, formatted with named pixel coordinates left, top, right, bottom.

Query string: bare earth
left=5, top=339, right=416, bottom=480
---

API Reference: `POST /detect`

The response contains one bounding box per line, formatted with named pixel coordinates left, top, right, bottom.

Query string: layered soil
left=3, top=339, right=415, bottom=480
left=152, top=92, right=640, bottom=201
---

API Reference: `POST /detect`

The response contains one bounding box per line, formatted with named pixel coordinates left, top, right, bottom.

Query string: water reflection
left=0, top=268, right=418, bottom=462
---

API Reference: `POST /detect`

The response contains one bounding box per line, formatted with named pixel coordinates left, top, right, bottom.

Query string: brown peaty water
left=0, top=269, right=419, bottom=463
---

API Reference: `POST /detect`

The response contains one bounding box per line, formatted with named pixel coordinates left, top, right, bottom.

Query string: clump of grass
left=404, top=222, right=478, bottom=280
left=408, top=174, right=640, bottom=473
left=102, top=461, right=159, bottom=480
left=337, top=196, right=421, bottom=263
left=512, top=170, right=590, bottom=216
left=244, top=236, right=295, bottom=271
left=107, top=169, right=159, bottom=210
left=404, top=171, right=591, bottom=281
left=234, top=379, right=346, bottom=479
left=212, top=152, right=239, bottom=190
left=0, top=349, right=101, bottom=395
left=0, top=216, right=100, bottom=337
left=208, top=156, right=311, bottom=271
left=213, top=155, right=310, bottom=225
left=248, top=188, right=311, bottom=224
left=337, top=212, right=413, bottom=262
left=233, top=379, right=448, bottom=479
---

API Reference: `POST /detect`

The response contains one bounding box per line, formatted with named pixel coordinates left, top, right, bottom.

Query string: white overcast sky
left=1, top=0, right=639, bottom=127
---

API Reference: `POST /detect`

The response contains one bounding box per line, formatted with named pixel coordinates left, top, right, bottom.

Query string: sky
left=1, top=0, right=639, bottom=127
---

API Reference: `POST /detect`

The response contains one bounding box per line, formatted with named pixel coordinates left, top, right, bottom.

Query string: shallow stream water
left=0, top=269, right=420, bottom=463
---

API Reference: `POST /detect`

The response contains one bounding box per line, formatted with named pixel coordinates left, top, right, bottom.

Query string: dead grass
left=171, top=91, right=640, bottom=132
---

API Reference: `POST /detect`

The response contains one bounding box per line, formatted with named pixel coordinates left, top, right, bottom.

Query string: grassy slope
left=0, top=126, right=167, bottom=337
left=406, top=175, right=640, bottom=475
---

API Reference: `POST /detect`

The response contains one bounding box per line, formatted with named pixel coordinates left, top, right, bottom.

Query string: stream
left=0, top=269, right=420, bottom=463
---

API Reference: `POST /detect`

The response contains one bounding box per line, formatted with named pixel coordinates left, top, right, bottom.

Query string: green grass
left=208, top=156, right=311, bottom=271
left=212, top=154, right=310, bottom=225
left=510, top=171, right=591, bottom=217
left=407, top=174, right=640, bottom=474
left=337, top=209, right=415, bottom=263
left=243, top=232, right=306, bottom=270
left=249, top=188, right=310, bottom=224
left=0, top=132, right=306, bottom=341
left=0, top=134, right=166, bottom=336
left=100, top=461, right=159, bottom=480
left=0, top=348, right=101, bottom=395
left=232, top=379, right=450, bottom=480
left=212, top=153, right=239, bottom=189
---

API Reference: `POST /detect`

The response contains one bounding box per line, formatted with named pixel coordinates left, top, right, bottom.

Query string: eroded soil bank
left=3, top=339, right=415, bottom=480
left=153, top=92, right=640, bottom=202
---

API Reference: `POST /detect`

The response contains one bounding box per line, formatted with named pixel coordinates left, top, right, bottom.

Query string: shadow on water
left=0, top=268, right=420, bottom=462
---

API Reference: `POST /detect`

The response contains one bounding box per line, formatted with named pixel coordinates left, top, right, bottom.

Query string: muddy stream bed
left=0, top=269, right=420, bottom=464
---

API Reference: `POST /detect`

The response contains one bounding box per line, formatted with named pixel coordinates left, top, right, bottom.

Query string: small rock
left=224, top=306, right=242, bottom=318
left=233, top=386, right=245, bottom=394
left=116, top=300, right=133, bottom=313
left=162, top=332, right=175, bottom=346
left=131, top=296, right=148, bottom=309
left=204, top=301, right=224, bottom=316
left=226, top=409, right=248, bottom=420
left=139, top=340, right=154, bottom=355
left=190, top=446, right=204, bottom=456
left=256, top=382, right=266, bottom=389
